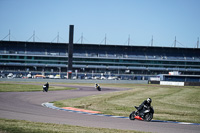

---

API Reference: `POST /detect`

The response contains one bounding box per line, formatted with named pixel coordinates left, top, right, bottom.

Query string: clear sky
left=0, top=0, right=200, bottom=48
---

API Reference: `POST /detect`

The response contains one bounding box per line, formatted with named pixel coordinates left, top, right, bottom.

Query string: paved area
left=0, top=82, right=199, bottom=133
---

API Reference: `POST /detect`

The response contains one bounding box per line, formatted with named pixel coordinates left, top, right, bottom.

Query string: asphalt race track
left=0, top=84, right=199, bottom=133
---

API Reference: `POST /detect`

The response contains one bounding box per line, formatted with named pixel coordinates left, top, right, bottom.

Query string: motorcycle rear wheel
left=144, top=113, right=153, bottom=122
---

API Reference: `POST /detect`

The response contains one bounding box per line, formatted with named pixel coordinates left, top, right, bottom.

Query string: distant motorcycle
left=43, top=85, right=48, bottom=92
left=43, top=82, right=49, bottom=92
left=129, top=105, right=154, bottom=122
left=95, top=84, right=101, bottom=91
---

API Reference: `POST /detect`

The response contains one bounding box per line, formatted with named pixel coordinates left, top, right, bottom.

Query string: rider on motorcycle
left=43, top=82, right=49, bottom=92
left=129, top=98, right=154, bottom=121
left=136, top=98, right=152, bottom=114
left=95, top=83, right=99, bottom=88
left=95, top=83, right=101, bottom=91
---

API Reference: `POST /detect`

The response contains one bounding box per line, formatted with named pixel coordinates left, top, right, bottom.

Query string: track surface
left=0, top=84, right=199, bottom=133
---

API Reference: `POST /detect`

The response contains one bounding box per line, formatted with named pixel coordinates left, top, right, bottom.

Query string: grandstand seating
left=1, top=41, right=199, bottom=61
left=0, top=41, right=200, bottom=75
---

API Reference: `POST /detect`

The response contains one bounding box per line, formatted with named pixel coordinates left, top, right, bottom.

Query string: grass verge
left=0, top=83, right=76, bottom=92
left=54, top=84, right=200, bottom=124
left=0, top=118, right=145, bottom=133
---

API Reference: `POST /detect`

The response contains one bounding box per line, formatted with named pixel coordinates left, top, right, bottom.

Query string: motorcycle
left=43, top=85, right=48, bottom=92
left=95, top=84, right=101, bottom=91
left=129, top=105, right=154, bottom=122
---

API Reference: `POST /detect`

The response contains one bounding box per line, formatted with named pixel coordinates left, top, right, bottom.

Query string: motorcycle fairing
left=135, top=115, right=143, bottom=120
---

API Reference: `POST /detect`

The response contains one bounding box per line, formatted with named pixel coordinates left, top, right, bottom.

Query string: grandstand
left=0, top=39, right=200, bottom=80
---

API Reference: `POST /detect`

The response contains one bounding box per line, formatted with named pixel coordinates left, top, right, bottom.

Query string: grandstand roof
left=1, top=40, right=199, bottom=50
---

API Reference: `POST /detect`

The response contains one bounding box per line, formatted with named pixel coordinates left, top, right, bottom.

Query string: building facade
left=0, top=40, right=200, bottom=78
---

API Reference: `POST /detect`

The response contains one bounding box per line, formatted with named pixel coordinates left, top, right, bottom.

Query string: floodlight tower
left=174, top=36, right=177, bottom=47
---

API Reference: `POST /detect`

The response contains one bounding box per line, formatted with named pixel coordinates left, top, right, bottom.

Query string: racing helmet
left=147, top=98, right=152, bottom=103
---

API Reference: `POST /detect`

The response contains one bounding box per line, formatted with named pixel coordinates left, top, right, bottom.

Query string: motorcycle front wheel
left=129, top=111, right=135, bottom=120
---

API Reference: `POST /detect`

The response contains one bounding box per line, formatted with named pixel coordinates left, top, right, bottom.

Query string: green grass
left=54, top=84, right=200, bottom=124
left=0, top=83, right=76, bottom=92
left=0, top=118, right=145, bottom=133
left=0, top=82, right=199, bottom=132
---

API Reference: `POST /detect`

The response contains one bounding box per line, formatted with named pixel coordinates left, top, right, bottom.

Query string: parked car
left=93, top=76, right=100, bottom=80
left=7, top=73, right=13, bottom=79
left=100, top=76, right=106, bottom=80
left=27, top=73, right=32, bottom=78
left=33, top=75, right=46, bottom=79
left=108, top=76, right=118, bottom=80
left=49, top=75, right=54, bottom=79
left=54, top=75, right=61, bottom=79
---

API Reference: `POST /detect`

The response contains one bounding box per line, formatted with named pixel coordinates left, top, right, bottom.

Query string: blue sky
left=0, top=0, right=199, bottom=48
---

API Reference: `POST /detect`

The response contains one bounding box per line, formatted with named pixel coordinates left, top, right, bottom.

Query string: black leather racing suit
left=137, top=100, right=151, bottom=112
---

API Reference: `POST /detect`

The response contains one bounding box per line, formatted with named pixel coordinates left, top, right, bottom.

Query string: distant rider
left=95, top=83, right=101, bottom=91
left=95, top=83, right=99, bottom=88
left=43, top=82, right=49, bottom=92
left=95, top=83, right=99, bottom=87
left=136, top=98, right=152, bottom=113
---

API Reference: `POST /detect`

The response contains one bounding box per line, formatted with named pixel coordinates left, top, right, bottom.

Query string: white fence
left=160, top=81, right=184, bottom=86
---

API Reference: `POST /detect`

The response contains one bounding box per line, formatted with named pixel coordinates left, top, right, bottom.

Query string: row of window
left=1, top=59, right=200, bottom=70
left=1, top=55, right=200, bottom=66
